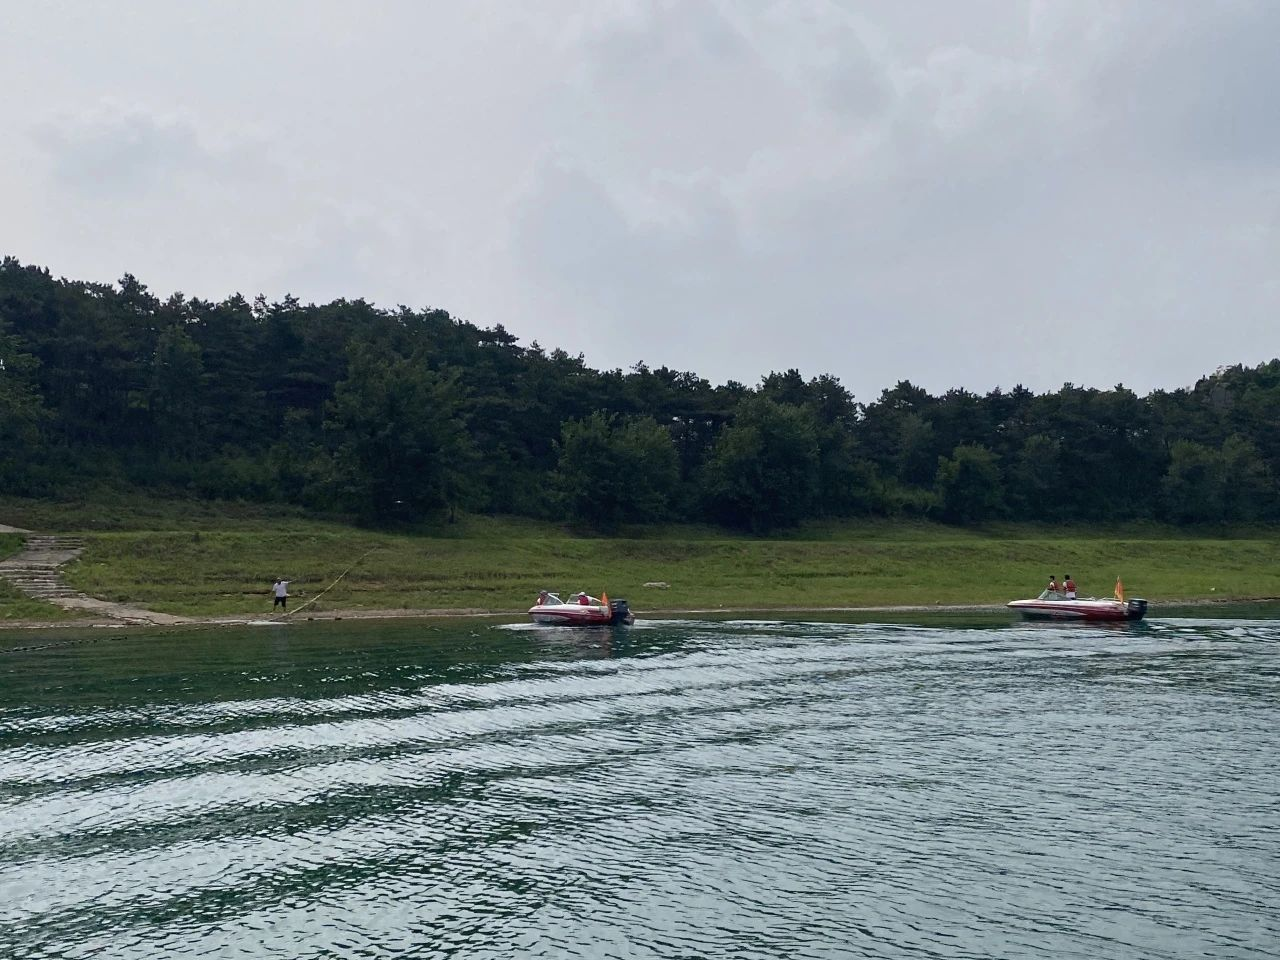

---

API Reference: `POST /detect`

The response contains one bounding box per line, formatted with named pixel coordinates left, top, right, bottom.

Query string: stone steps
left=1, top=530, right=191, bottom=625
left=0, top=535, right=90, bottom=606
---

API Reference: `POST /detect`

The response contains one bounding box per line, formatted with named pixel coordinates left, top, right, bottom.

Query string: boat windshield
left=1036, top=589, right=1068, bottom=600
left=538, top=592, right=603, bottom=605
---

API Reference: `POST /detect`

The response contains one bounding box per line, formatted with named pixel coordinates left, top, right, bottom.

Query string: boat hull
left=529, top=606, right=612, bottom=625
left=528, top=598, right=634, bottom=626
left=1007, top=598, right=1147, bottom=621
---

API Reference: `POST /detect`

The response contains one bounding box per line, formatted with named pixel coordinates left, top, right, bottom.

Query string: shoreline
left=6, top=514, right=1280, bottom=637
left=2, top=597, right=1277, bottom=634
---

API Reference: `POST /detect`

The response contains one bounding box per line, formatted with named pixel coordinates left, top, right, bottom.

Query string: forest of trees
left=2, top=257, right=1279, bottom=530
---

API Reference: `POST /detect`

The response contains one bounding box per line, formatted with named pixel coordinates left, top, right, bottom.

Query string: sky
left=2, top=0, right=1277, bottom=401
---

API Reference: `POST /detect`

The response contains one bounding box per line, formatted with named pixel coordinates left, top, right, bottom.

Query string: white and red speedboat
left=528, top=591, right=635, bottom=626
left=1007, top=584, right=1147, bottom=621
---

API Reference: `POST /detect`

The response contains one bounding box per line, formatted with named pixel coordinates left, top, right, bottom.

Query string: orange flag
left=601, top=591, right=609, bottom=609
left=1114, top=578, right=1124, bottom=601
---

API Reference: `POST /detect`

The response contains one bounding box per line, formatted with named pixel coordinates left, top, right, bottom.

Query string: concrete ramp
left=0, top=534, right=192, bottom=626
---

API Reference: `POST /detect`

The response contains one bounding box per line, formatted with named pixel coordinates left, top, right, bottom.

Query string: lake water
left=1, top=616, right=1278, bottom=959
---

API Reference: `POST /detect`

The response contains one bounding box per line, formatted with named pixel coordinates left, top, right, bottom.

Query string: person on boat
left=536, top=590, right=549, bottom=606
left=1047, top=575, right=1059, bottom=596
left=577, top=591, right=591, bottom=605
left=1063, top=575, right=1077, bottom=600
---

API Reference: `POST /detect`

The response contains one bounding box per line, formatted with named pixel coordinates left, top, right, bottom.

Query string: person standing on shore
left=272, top=578, right=290, bottom=611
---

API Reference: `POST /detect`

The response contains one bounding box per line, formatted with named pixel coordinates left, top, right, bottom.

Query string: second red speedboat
left=1007, top=589, right=1147, bottom=621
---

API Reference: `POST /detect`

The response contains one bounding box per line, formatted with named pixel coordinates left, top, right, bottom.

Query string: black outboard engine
left=1125, top=598, right=1148, bottom=620
left=609, top=599, right=634, bottom=625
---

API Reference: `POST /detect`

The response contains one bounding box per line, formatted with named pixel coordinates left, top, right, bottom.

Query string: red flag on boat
left=601, top=591, right=609, bottom=610
left=1114, top=578, right=1124, bottom=601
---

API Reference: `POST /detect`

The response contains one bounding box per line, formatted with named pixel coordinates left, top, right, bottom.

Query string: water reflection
left=1, top=616, right=1278, bottom=959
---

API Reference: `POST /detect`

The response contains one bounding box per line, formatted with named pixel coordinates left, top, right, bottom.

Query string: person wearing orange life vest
left=577, top=591, right=590, bottom=605
left=1047, top=575, right=1059, bottom=596
left=1063, top=575, right=1077, bottom=600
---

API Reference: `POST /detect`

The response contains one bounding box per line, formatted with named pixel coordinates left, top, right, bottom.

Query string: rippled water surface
left=2, top=616, right=1278, bottom=959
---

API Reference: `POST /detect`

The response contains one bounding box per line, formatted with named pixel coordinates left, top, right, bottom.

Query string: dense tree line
left=2, top=258, right=1278, bottom=529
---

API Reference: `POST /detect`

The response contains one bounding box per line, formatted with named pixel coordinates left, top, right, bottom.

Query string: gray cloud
left=32, top=109, right=212, bottom=194
left=1084, top=2, right=1280, bottom=170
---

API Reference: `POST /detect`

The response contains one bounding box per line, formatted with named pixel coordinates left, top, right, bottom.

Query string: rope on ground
left=276, top=548, right=378, bottom=621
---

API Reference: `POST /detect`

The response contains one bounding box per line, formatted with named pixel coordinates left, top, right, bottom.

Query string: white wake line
left=0, top=644, right=901, bottom=781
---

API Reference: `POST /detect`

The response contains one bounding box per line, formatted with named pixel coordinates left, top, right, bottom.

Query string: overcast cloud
left=2, top=0, right=1277, bottom=399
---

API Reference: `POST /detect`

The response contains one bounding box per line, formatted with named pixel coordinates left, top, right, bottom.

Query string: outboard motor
left=1126, top=598, right=1148, bottom=620
left=609, top=598, right=634, bottom=625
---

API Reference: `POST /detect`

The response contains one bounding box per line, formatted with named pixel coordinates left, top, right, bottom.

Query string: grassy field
left=1, top=496, right=1278, bottom=620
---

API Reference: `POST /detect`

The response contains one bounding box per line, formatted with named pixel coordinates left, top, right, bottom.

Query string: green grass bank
left=2, top=498, right=1278, bottom=622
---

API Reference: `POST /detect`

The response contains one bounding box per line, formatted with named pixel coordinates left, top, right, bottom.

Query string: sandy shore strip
left=5, top=598, right=1277, bottom=634
left=0, top=603, right=1007, bottom=632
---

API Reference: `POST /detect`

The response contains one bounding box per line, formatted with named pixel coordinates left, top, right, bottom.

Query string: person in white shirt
left=272, top=578, right=290, bottom=611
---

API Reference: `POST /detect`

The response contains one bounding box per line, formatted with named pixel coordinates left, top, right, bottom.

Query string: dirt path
left=0, top=530, right=193, bottom=627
